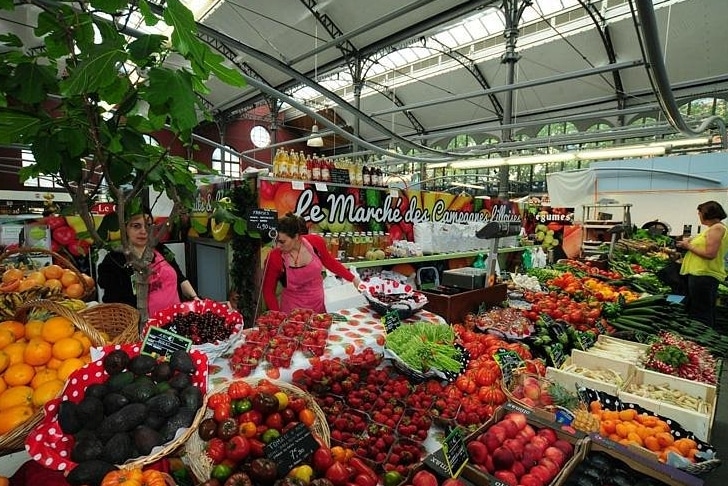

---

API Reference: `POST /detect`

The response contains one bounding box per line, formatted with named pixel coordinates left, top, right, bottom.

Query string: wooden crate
left=546, top=349, right=635, bottom=396
left=420, top=283, right=507, bottom=324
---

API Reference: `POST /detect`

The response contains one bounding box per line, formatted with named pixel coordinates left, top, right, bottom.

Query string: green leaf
left=0, top=33, right=23, bottom=48
left=145, top=67, right=198, bottom=134
left=32, top=138, right=62, bottom=172
left=90, top=0, right=129, bottom=14
left=233, top=219, right=247, bottom=235
left=200, top=50, right=246, bottom=88
left=57, top=128, right=87, bottom=157
left=60, top=48, right=128, bottom=97
left=94, top=20, right=126, bottom=51
left=164, top=0, right=198, bottom=57
left=13, top=63, right=58, bottom=104
left=127, top=34, right=166, bottom=64
left=0, top=110, right=41, bottom=144
left=0, top=0, right=15, bottom=10
left=138, top=0, right=159, bottom=27
left=99, top=74, right=132, bottom=105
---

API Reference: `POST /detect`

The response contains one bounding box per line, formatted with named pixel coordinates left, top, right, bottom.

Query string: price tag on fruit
left=264, top=422, right=319, bottom=475
left=493, top=349, right=525, bottom=387
left=382, top=309, right=401, bottom=334
left=545, top=343, right=566, bottom=368
left=141, top=326, right=192, bottom=358
left=442, top=427, right=468, bottom=477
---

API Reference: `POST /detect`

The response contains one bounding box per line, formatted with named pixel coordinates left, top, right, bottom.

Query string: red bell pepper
left=52, top=225, right=76, bottom=246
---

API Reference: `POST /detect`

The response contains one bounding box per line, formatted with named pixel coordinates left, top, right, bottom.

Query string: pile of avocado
left=60, top=349, right=204, bottom=486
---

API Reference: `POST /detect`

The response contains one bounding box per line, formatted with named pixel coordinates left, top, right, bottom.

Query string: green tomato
left=211, top=464, right=234, bottom=482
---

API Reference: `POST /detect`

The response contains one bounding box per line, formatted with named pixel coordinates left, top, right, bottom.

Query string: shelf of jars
left=344, top=246, right=526, bottom=269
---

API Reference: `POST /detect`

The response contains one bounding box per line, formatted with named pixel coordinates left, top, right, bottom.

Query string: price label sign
left=546, top=343, right=566, bottom=368
left=247, top=208, right=278, bottom=232
left=493, top=349, right=524, bottom=387
left=141, top=326, right=192, bottom=359
left=595, top=319, right=607, bottom=334
left=442, top=427, right=468, bottom=478
left=576, top=330, right=596, bottom=350
left=330, top=168, right=351, bottom=185
left=264, top=423, right=319, bottom=475
left=382, top=309, right=401, bottom=334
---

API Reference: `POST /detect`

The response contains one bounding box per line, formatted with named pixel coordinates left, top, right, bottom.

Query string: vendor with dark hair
left=676, top=200, right=728, bottom=327
left=98, top=208, right=198, bottom=317
left=262, top=213, right=360, bottom=313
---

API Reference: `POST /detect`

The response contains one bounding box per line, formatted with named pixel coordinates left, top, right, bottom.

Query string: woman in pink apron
left=262, top=213, right=360, bottom=313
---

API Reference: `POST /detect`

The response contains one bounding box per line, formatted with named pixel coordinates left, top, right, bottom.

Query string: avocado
left=85, top=383, right=110, bottom=400
left=169, top=349, right=195, bottom=374
left=150, top=361, right=173, bottom=383
left=100, top=403, right=148, bottom=433
left=133, top=425, right=165, bottom=456
left=179, top=385, right=203, bottom=411
left=77, top=396, right=105, bottom=430
left=122, top=381, right=156, bottom=403
left=167, top=372, right=192, bottom=390
left=102, top=349, right=130, bottom=375
left=71, top=435, right=104, bottom=463
left=103, top=392, right=130, bottom=415
left=66, top=460, right=117, bottom=486
left=144, top=413, right=168, bottom=430
left=128, top=354, right=157, bottom=376
left=101, top=432, right=134, bottom=465
left=106, top=370, right=135, bottom=391
left=58, top=400, right=82, bottom=435
left=146, top=393, right=181, bottom=418
left=160, top=406, right=196, bottom=442
left=153, top=381, right=172, bottom=395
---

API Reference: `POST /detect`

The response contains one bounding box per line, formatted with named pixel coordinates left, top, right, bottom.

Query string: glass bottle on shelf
left=279, top=149, right=290, bottom=179
left=354, top=162, right=363, bottom=186
left=362, top=165, right=371, bottom=186
left=321, top=157, right=331, bottom=182
left=289, top=150, right=300, bottom=179
left=272, top=148, right=281, bottom=177
left=311, top=154, right=321, bottom=181
left=330, top=233, right=340, bottom=259
left=298, top=151, right=308, bottom=180
left=376, top=167, right=384, bottom=187
left=305, top=154, right=313, bottom=181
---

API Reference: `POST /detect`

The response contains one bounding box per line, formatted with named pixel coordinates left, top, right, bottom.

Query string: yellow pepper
left=288, top=465, right=314, bottom=484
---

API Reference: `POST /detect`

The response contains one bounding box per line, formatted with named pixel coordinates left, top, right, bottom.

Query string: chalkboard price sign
left=141, top=326, right=192, bottom=359
left=493, top=349, right=525, bottom=387
left=247, top=208, right=278, bottom=232
left=330, top=168, right=350, bottom=185
left=382, top=309, right=401, bottom=334
left=264, top=423, right=318, bottom=475
left=546, top=342, right=566, bottom=368
left=442, top=427, right=468, bottom=477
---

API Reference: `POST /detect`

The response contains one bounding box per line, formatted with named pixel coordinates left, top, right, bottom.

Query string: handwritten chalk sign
left=382, top=309, right=401, bottom=334
left=493, top=349, right=525, bottom=387
left=141, top=326, right=192, bottom=359
left=443, top=427, right=468, bottom=477
left=264, top=423, right=318, bottom=475
left=247, top=208, right=278, bottom=232
left=330, top=168, right=350, bottom=185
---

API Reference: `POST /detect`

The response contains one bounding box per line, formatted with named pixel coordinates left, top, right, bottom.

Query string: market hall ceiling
left=2, top=0, right=727, bottom=156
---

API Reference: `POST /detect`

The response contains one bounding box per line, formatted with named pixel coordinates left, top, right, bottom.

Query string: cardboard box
left=571, top=434, right=705, bottom=486
left=546, top=349, right=635, bottom=396
left=421, top=283, right=507, bottom=324
left=619, top=368, right=717, bottom=442
left=460, top=402, right=587, bottom=486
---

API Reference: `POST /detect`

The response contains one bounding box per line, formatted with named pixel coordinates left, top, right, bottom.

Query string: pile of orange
left=1, top=264, right=94, bottom=299
left=0, top=316, right=93, bottom=435
left=590, top=401, right=700, bottom=463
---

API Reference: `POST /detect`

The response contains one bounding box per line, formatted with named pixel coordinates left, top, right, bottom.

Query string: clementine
left=32, top=379, right=64, bottom=407
left=57, top=357, right=85, bottom=380
left=0, top=405, right=34, bottom=434
left=0, top=351, right=8, bottom=374
left=60, top=269, right=80, bottom=287
left=0, top=329, right=15, bottom=350
left=23, top=338, right=52, bottom=366
left=4, top=341, right=27, bottom=365
left=31, top=368, right=58, bottom=389
left=43, top=279, right=63, bottom=292
left=64, top=283, right=84, bottom=299
left=4, top=363, right=35, bottom=386
left=24, top=320, right=44, bottom=340
left=42, top=264, right=64, bottom=280
left=25, top=271, right=46, bottom=286
left=41, top=316, right=75, bottom=343
left=0, top=385, right=33, bottom=410
left=2, top=268, right=23, bottom=284
left=0, top=321, right=24, bottom=340
left=52, top=337, right=84, bottom=360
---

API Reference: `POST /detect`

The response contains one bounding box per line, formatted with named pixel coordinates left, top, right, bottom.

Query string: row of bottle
left=319, top=231, right=390, bottom=262
left=271, top=149, right=385, bottom=187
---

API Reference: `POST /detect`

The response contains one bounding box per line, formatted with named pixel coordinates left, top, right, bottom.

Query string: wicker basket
left=78, top=303, right=141, bottom=344
left=0, top=247, right=95, bottom=300
left=0, top=300, right=106, bottom=454
left=25, top=342, right=209, bottom=470
left=184, top=378, right=330, bottom=482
